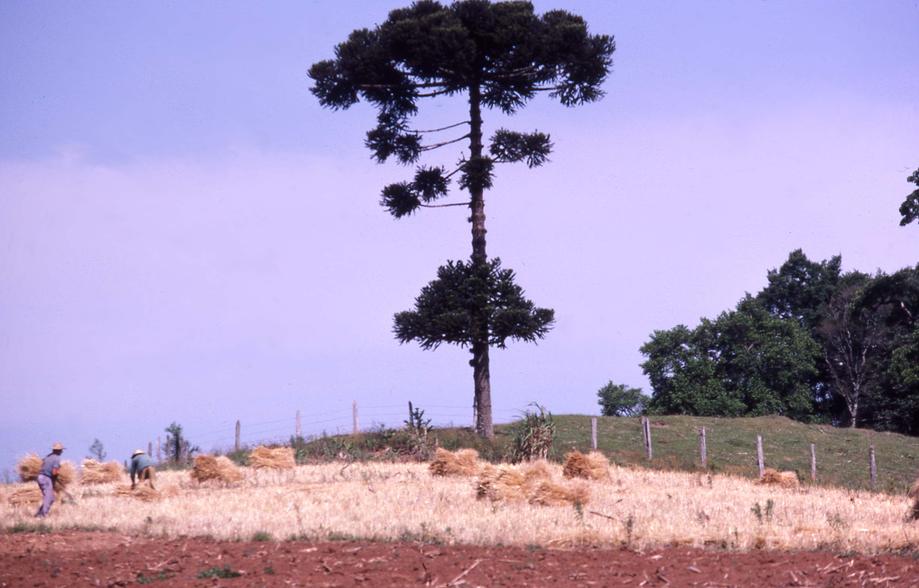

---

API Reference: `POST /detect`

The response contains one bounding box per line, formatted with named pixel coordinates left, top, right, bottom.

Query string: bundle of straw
left=191, top=454, right=244, bottom=483
left=476, top=461, right=555, bottom=503
left=8, top=486, right=41, bottom=507
left=17, top=454, right=42, bottom=482
left=759, top=468, right=799, bottom=488
left=115, top=484, right=178, bottom=502
left=429, top=448, right=480, bottom=477
left=249, top=446, right=295, bottom=470
left=528, top=479, right=590, bottom=507
left=908, top=478, right=919, bottom=520
left=80, top=459, right=123, bottom=485
left=562, top=450, right=610, bottom=481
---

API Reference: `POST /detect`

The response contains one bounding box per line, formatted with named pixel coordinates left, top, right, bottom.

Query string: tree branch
left=421, top=134, right=471, bottom=151
left=411, top=121, right=470, bottom=134
left=419, top=201, right=471, bottom=209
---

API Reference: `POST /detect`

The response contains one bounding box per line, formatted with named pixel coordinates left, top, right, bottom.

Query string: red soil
left=0, top=531, right=915, bottom=587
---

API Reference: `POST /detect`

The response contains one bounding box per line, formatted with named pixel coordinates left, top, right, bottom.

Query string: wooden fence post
left=148, top=441, right=153, bottom=456
left=591, top=417, right=598, bottom=451
left=642, top=417, right=653, bottom=461
left=156, top=437, right=161, bottom=463
left=235, top=420, right=241, bottom=452
left=810, top=443, right=816, bottom=483
left=296, top=410, right=302, bottom=438
left=408, top=401, right=414, bottom=427
left=352, top=400, right=359, bottom=435
left=699, top=427, right=707, bottom=469
left=756, top=435, right=765, bottom=478
left=869, top=445, right=877, bottom=491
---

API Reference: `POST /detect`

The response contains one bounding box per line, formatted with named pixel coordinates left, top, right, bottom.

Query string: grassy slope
left=400, top=415, right=919, bottom=494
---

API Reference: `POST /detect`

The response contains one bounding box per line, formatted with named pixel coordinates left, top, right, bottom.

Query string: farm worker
left=35, top=442, right=64, bottom=518
left=130, top=449, right=156, bottom=490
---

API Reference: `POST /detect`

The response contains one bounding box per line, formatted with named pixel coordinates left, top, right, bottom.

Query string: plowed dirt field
left=1, top=532, right=916, bottom=587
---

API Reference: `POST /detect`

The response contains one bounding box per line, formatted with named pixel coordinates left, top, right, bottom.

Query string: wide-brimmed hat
left=51, top=442, right=65, bottom=451
left=132, top=449, right=145, bottom=457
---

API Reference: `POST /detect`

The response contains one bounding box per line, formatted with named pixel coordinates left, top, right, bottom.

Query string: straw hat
left=132, top=449, right=145, bottom=457
left=51, top=442, right=65, bottom=451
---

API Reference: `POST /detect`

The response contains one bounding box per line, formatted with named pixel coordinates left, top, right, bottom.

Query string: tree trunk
left=468, top=83, right=494, bottom=439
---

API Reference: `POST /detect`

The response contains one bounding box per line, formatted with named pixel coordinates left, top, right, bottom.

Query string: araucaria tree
left=310, top=1, right=615, bottom=437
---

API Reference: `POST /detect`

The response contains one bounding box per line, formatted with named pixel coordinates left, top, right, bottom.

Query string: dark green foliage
left=597, top=381, right=647, bottom=417
left=898, top=167, right=919, bottom=226
left=509, top=403, right=555, bottom=462
left=642, top=298, right=820, bottom=419
left=489, top=130, right=552, bottom=167
left=393, top=258, right=554, bottom=349
left=644, top=249, right=919, bottom=435
left=164, top=422, right=198, bottom=464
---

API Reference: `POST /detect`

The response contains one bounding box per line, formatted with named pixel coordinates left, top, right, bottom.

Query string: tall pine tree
left=310, top=0, right=614, bottom=437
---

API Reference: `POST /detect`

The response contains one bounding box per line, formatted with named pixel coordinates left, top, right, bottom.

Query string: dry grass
left=249, top=446, right=295, bottom=470
left=1, top=461, right=917, bottom=554
left=759, top=468, right=800, bottom=489
left=429, top=448, right=480, bottom=477
left=81, top=460, right=123, bottom=485
left=562, top=450, right=610, bottom=481
left=114, top=484, right=179, bottom=502
left=476, top=460, right=587, bottom=507
left=191, top=455, right=244, bottom=484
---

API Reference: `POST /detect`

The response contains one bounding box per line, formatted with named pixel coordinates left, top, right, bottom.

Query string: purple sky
left=1, top=1, right=917, bottom=473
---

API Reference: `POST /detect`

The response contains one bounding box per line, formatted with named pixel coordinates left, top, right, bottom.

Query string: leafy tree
left=88, top=438, right=106, bottom=461
left=757, top=249, right=841, bottom=332
left=642, top=298, right=820, bottom=419
left=164, top=422, right=198, bottom=464
left=597, top=381, right=646, bottom=417
left=310, top=0, right=615, bottom=437
left=899, top=167, right=919, bottom=226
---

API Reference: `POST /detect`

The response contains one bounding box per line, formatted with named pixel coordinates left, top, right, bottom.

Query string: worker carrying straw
left=130, top=449, right=156, bottom=490
left=35, top=442, right=65, bottom=518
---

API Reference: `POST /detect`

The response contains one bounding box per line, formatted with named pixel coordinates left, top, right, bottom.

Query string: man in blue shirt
left=129, top=449, right=156, bottom=490
left=35, top=442, right=64, bottom=518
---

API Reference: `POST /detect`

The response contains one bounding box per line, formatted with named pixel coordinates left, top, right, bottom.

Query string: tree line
left=638, top=250, right=918, bottom=434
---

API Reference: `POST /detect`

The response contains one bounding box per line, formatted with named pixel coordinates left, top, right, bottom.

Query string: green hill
left=547, top=415, right=919, bottom=494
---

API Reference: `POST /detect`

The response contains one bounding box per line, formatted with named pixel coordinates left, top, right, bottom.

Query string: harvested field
left=2, top=461, right=917, bottom=554
left=1, top=531, right=917, bottom=587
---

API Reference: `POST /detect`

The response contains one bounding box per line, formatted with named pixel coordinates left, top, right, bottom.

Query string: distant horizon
left=1, top=0, right=917, bottom=472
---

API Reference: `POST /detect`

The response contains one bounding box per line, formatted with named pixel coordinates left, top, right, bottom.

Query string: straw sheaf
left=759, top=468, right=799, bottom=488
left=8, top=486, right=41, bottom=507
left=249, top=446, right=296, bottom=470
left=476, top=461, right=561, bottom=504
left=115, top=484, right=179, bottom=502
left=562, top=450, right=610, bottom=481
left=429, top=448, right=481, bottom=477
left=80, top=459, right=124, bottom=485
left=528, top=479, right=590, bottom=507
left=908, top=478, right=919, bottom=520
left=191, top=455, right=244, bottom=483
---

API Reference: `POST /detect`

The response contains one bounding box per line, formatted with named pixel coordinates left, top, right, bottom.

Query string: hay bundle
left=476, top=461, right=558, bottom=503
left=528, top=479, right=590, bottom=507
left=80, top=459, right=123, bottom=485
left=759, top=468, right=799, bottom=488
left=562, top=450, right=610, bottom=480
left=8, top=486, right=41, bottom=507
left=191, top=455, right=244, bottom=483
left=17, top=454, right=42, bottom=482
left=115, top=484, right=178, bottom=502
left=18, top=455, right=75, bottom=492
left=249, top=446, right=295, bottom=470
left=908, top=478, right=919, bottom=520
left=429, top=448, right=480, bottom=477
